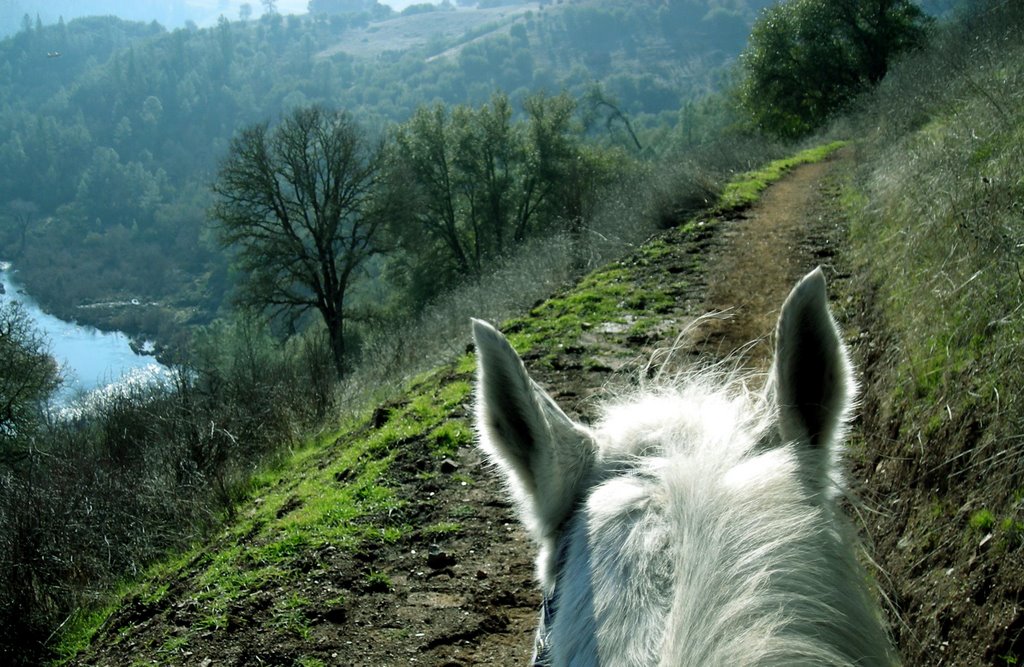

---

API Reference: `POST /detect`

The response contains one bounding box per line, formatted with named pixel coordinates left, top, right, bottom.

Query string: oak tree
left=211, top=106, right=384, bottom=376
left=740, top=0, right=928, bottom=138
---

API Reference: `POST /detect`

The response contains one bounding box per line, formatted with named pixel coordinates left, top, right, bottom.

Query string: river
left=0, top=262, right=167, bottom=403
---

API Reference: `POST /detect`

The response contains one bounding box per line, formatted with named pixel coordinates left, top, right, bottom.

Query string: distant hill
left=0, top=0, right=777, bottom=352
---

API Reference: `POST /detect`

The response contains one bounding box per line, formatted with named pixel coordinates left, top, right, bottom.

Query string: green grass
left=156, top=634, right=190, bottom=660
left=271, top=594, right=314, bottom=639
left=428, top=419, right=472, bottom=458
left=422, top=521, right=463, bottom=537
left=718, top=141, right=848, bottom=212
left=969, top=508, right=996, bottom=533
left=296, top=658, right=327, bottom=667
left=364, top=571, right=393, bottom=592
left=999, top=518, right=1024, bottom=551
left=50, top=600, right=124, bottom=665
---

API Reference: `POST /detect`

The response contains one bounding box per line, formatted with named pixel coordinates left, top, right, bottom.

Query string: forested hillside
left=0, top=0, right=774, bottom=355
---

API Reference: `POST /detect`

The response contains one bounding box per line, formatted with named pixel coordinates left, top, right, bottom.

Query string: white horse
left=473, top=268, right=897, bottom=666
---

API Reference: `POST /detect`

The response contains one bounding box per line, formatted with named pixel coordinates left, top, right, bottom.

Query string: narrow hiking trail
left=76, top=151, right=853, bottom=667
left=700, top=158, right=838, bottom=362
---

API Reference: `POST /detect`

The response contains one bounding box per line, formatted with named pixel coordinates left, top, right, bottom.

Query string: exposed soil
left=695, top=157, right=838, bottom=367
left=76, top=148, right=1017, bottom=667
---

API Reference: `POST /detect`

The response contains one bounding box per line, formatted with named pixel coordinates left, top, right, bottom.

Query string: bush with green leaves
left=384, top=91, right=627, bottom=308
left=0, top=301, right=60, bottom=467
left=739, top=0, right=928, bottom=138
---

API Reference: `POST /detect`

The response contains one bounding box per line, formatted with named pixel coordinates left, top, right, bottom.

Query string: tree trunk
left=325, top=309, right=346, bottom=379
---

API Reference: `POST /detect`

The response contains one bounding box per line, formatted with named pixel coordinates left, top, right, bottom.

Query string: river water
left=0, top=262, right=166, bottom=403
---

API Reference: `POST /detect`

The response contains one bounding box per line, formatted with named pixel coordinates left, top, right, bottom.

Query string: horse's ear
left=472, top=319, right=595, bottom=540
left=772, top=268, right=853, bottom=453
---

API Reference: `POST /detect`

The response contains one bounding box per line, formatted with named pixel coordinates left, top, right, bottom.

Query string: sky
left=4, top=0, right=437, bottom=31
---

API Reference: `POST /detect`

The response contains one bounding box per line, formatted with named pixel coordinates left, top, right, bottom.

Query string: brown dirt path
left=699, top=158, right=837, bottom=365
left=75, top=152, right=852, bottom=667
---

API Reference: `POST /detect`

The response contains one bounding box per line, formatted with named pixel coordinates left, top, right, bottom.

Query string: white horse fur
left=473, top=268, right=897, bottom=666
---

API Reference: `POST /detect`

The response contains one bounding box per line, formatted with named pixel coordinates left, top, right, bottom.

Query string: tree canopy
left=739, top=0, right=929, bottom=138
left=384, top=92, right=616, bottom=307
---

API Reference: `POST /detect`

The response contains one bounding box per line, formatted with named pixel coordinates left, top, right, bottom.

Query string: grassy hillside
left=61, top=143, right=844, bottom=665
left=835, top=2, right=1024, bottom=663
left=316, top=3, right=538, bottom=60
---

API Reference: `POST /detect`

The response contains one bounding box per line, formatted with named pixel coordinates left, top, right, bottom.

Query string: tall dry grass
left=841, top=3, right=1024, bottom=659
left=847, top=0, right=1024, bottom=470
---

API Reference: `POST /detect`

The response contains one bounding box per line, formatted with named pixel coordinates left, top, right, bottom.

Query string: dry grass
left=840, top=2, right=1024, bottom=662
left=849, top=0, right=1024, bottom=478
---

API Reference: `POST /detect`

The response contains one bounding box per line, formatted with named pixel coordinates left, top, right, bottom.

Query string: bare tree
left=211, top=106, right=384, bottom=376
left=583, top=84, right=643, bottom=152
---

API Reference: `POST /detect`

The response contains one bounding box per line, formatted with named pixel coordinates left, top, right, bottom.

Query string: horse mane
left=474, top=269, right=898, bottom=666
left=587, top=380, right=891, bottom=665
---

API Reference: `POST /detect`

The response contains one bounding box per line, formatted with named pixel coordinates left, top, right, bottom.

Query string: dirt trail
left=699, top=158, right=836, bottom=364
left=76, top=153, right=849, bottom=667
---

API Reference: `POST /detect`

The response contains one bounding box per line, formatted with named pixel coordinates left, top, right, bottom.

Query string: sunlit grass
left=718, top=140, right=848, bottom=211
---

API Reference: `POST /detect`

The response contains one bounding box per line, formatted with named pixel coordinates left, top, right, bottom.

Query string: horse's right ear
left=771, top=268, right=853, bottom=461
left=472, top=319, right=595, bottom=542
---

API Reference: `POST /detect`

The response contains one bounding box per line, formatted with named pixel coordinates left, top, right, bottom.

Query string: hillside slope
left=0, top=1, right=757, bottom=354
left=72, top=144, right=859, bottom=666
left=315, top=4, right=537, bottom=60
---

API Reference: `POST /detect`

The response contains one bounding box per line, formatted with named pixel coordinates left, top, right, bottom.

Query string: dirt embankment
left=78, top=149, right=931, bottom=666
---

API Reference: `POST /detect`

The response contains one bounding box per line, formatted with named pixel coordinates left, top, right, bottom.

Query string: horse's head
left=473, top=268, right=896, bottom=666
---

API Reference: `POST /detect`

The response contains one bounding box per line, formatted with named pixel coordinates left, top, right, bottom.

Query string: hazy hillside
left=314, top=3, right=539, bottom=59
left=0, top=0, right=772, bottom=356
left=0, top=0, right=314, bottom=36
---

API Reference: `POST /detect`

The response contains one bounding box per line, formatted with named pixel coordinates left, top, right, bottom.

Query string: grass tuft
left=969, top=509, right=996, bottom=533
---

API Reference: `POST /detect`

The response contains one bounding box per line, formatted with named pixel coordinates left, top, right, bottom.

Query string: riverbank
left=0, top=262, right=167, bottom=399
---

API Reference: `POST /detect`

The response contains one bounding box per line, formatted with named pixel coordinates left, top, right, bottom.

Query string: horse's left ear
left=472, top=319, right=596, bottom=543
left=772, top=268, right=853, bottom=454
